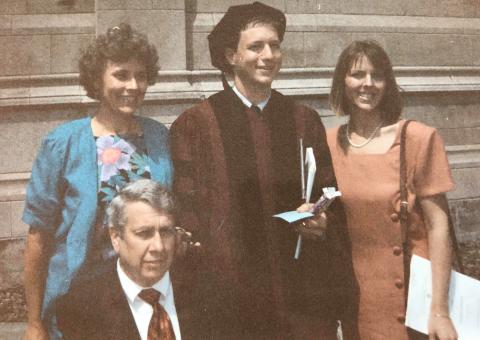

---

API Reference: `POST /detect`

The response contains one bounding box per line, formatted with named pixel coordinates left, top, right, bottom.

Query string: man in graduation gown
left=170, top=2, right=358, bottom=339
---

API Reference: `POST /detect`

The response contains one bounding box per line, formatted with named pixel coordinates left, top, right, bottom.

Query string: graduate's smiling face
left=226, top=22, right=282, bottom=92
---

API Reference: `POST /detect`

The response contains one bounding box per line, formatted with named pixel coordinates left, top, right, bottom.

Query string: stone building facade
left=1, top=0, right=479, bottom=291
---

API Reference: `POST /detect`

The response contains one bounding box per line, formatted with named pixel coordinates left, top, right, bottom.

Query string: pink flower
left=101, top=148, right=122, bottom=164
left=96, top=136, right=135, bottom=182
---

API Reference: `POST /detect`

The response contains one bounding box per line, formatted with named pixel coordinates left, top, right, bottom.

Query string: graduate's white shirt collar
left=232, top=85, right=270, bottom=111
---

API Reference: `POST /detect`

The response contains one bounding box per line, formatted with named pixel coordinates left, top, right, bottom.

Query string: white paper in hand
left=405, top=255, right=480, bottom=339
left=273, top=211, right=314, bottom=223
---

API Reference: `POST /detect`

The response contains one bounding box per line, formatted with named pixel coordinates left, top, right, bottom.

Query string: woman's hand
left=421, top=194, right=458, bottom=340
left=428, top=314, right=457, bottom=340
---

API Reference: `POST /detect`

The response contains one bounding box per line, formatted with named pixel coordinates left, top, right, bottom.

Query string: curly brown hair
left=79, top=23, right=159, bottom=100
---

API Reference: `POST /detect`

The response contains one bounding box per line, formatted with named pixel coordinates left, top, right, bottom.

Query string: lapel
left=97, top=264, right=142, bottom=340
left=264, top=90, right=302, bottom=212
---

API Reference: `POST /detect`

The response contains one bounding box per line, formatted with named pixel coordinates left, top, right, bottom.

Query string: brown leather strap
left=399, top=120, right=412, bottom=242
left=400, top=120, right=413, bottom=307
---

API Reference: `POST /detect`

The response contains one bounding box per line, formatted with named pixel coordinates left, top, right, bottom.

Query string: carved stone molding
left=1, top=66, right=480, bottom=107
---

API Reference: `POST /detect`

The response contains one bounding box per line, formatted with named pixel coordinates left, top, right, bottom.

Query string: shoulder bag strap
left=399, top=120, right=413, bottom=307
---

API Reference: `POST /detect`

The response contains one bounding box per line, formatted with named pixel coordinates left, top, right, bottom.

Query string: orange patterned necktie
left=138, top=288, right=176, bottom=340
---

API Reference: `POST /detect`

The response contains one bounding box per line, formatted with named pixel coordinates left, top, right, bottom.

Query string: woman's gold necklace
left=346, top=120, right=383, bottom=148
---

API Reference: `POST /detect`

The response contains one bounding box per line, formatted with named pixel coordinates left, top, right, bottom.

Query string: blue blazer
left=22, top=116, right=173, bottom=328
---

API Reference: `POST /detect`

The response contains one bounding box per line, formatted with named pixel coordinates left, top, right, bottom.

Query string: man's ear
left=109, top=227, right=121, bottom=254
left=225, top=48, right=237, bottom=66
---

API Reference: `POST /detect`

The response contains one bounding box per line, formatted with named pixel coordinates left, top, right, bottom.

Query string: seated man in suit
left=57, top=179, right=200, bottom=340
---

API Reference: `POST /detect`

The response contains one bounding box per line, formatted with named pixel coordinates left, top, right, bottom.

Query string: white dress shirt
left=116, top=260, right=181, bottom=340
left=232, top=85, right=270, bottom=111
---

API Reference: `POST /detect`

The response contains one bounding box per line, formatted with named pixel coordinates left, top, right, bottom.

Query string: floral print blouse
left=90, top=134, right=151, bottom=262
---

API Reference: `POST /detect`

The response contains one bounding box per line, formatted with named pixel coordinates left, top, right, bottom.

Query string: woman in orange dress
left=326, top=40, right=457, bottom=339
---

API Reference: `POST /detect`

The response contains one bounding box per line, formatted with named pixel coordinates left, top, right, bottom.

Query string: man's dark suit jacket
left=56, top=259, right=205, bottom=340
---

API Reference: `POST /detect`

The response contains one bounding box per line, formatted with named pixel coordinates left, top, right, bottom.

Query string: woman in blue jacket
left=22, top=23, right=172, bottom=339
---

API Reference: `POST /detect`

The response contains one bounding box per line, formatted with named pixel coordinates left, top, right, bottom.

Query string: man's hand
left=24, top=321, right=49, bottom=340
left=296, top=202, right=314, bottom=213
left=175, top=227, right=201, bottom=257
left=295, top=203, right=327, bottom=240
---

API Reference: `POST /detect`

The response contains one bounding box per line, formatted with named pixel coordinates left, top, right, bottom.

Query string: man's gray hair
left=107, top=179, right=175, bottom=233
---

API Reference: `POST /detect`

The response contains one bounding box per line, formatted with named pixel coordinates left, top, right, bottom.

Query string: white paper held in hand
left=294, top=147, right=316, bottom=259
left=405, top=255, right=480, bottom=339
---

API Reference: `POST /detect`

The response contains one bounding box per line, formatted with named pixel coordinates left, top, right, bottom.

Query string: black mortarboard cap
left=207, top=2, right=286, bottom=75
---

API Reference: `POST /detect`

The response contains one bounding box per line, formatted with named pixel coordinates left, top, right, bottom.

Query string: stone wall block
left=0, top=0, right=27, bottom=15
left=304, top=32, right=352, bottom=67
left=27, top=0, right=94, bottom=14
left=313, top=0, right=339, bottom=13
left=51, top=34, right=94, bottom=74
left=469, top=0, right=480, bottom=18
left=438, top=127, right=480, bottom=146
left=449, top=168, right=480, bottom=200
left=438, top=0, right=469, bottom=17
left=286, top=0, right=321, bottom=14
left=0, top=108, right=86, bottom=174
left=0, top=239, right=25, bottom=289
left=385, top=33, right=476, bottom=67
left=191, top=32, right=212, bottom=70
left=193, top=0, right=285, bottom=13
left=384, top=33, right=433, bottom=66
left=470, top=35, right=480, bottom=65
left=0, top=202, right=12, bottom=238
left=286, top=14, right=316, bottom=32
left=97, top=0, right=152, bottom=10
left=0, top=15, right=12, bottom=35
left=11, top=201, right=28, bottom=238
left=97, top=10, right=186, bottom=70
left=282, top=32, right=305, bottom=67
left=337, top=0, right=403, bottom=16
left=403, top=0, right=465, bottom=18
left=0, top=35, right=50, bottom=76
left=12, top=13, right=95, bottom=35
left=449, top=198, right=480, bottom=237
left=152, top=0, right=185, bottom=10
left=404, top=93, right=480, bottom=127
left=408, top=104, right=468, bottom=130
left=316, top=0, right=405, bottom=15
left=350, top=31, right=388, bottom=49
